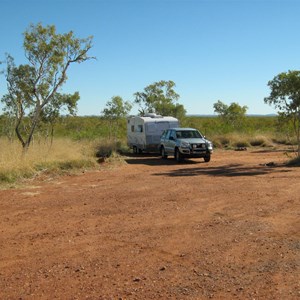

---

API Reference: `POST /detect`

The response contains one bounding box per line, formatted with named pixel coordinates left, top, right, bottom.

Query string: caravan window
left=137, top=125, right=143, bottom=132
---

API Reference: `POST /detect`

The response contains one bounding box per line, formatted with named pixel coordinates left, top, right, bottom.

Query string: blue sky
left=1, top=0, right=300, bottom=116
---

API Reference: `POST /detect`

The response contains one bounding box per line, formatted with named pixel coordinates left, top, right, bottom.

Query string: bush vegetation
left=0, top=114, right=298, bottom=184
left=0, top=138, right=97, bottom=184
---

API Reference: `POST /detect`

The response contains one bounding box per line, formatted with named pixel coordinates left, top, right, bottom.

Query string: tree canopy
left=134, top=80, right=186, bottom=120
left=213, top=100, right=248, bottom=129
left=101, top=96, right=132, bottom=120
left=101, top=96, right=132, bottom=140
left=264, top=70, right=300, bottom=156
left=1, top=23, right=94, bottom=150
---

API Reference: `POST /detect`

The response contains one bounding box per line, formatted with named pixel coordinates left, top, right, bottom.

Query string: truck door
left=165, top=129, right=176, bottom=154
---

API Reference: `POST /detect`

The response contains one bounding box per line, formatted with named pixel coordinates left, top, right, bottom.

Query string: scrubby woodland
left=1, top=24, right=300, bottom=184
left=0, top=113, right=298, bottom=184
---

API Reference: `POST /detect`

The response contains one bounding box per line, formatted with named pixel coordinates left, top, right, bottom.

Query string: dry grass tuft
left=94, top=138, right=129, bottom=158
left=0, top=138, right=97, bottom=183
left=249, top=134, right=274, bottom=147
left=212, top=133, right=275, bottom=149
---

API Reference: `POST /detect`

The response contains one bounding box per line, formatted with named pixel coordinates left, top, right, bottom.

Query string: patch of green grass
left=35, top=159, right=97, bottom=172
left=0, top=167, right=35, bottom=183
left=0, top=159, right=98, bottom=184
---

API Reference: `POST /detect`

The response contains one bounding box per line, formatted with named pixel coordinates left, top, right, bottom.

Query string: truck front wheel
left=175, top=148, right=183, bottom=162
left=204, top=154, right=211, bottom=162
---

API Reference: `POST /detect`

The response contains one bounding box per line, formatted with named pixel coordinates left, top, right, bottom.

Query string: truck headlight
left=181, top=141, right=190, bottom=148
left=207, top=142, right=213, bottom=149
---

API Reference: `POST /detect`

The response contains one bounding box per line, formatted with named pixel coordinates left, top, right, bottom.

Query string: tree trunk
left=294, top=110, right=300, bottom=157
left=15, top=117, right=26, bottom=149
left=50, top=123, right=55, bottom=148
left=297, top=112, right=300, bottom=157
left=297, top=125, right=300, bottom=157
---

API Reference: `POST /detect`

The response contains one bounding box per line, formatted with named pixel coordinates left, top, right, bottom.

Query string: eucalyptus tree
left=101, top=96, right=132, bottom=139
left=1, top=23, right=94, bottom=151
left=213, top=100, right=248, bottom=129
left=264, top=70, right=300, bottom=156
left=134, top=80, right=186, bottom=120
left=40, top=92, right=80, bottom=145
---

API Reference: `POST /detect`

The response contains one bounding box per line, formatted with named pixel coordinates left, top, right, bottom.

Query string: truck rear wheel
left=161, top=147, right=168, bottom=159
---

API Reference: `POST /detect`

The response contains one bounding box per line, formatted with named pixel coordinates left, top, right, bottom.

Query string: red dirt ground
left=0, top=149, right=299, bottom=300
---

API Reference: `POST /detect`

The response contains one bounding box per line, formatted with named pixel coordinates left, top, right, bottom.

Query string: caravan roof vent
left=145, top=113, right=163, bottom=118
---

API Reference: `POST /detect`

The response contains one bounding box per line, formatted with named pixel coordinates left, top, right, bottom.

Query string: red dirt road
left=0, top=150, right=299, bottom=299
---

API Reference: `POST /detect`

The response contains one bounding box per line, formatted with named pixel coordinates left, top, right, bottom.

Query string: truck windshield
left=176, top=130, right=202, bottom=139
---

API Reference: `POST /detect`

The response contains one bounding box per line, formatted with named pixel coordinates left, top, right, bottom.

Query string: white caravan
left=127, top=113, right=179, bottom=153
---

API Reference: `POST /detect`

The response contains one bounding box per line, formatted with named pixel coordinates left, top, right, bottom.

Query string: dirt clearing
left=0, top=150, right=299, bottom=299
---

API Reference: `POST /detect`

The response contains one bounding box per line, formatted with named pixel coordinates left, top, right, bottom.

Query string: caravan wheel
left=133, top=146, right=142, bottom=154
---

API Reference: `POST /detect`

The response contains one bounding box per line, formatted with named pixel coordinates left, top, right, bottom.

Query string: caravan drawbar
left=127, top=113, right=179, bottom=153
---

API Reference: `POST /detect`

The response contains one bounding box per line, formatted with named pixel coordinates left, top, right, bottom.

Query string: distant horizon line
left=72, top=113, right=278, bottom=117
left=186, top=113, right=277, bottom=117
